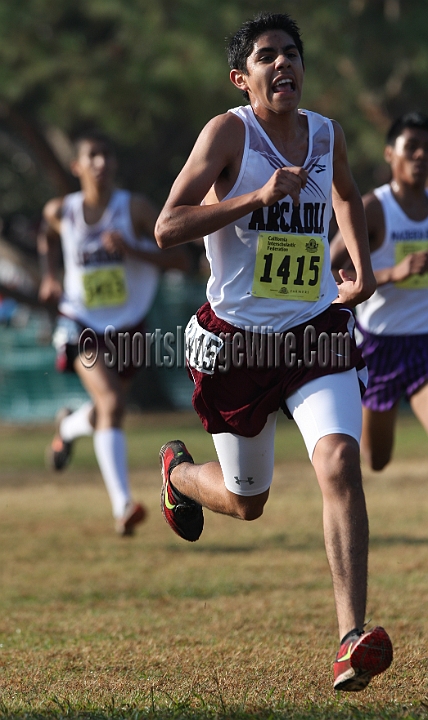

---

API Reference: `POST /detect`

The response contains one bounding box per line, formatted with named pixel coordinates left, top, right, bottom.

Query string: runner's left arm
left=331, top=188, right=428, bottom=286
left=331, top=121, right=376, bottom=306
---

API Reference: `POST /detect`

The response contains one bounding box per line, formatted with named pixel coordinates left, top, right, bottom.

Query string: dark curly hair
left=227, top=11, right=304, bottom=73
left=386, top=112, right=428, bottom=146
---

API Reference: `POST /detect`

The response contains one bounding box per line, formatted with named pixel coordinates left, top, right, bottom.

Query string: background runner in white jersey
left=60, top=188, right=159, bottom=333
left=331, top=111, right=428, bottom=474
left=355, top=183, right=428, bottom=335
left=39, top=130, right=188, bottom=536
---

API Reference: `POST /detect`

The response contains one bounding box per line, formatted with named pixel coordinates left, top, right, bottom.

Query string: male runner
left=154, top=12, right=392, bottom=691
left=39, top=130, right=187, bottom=536
left=331, top=112, right=428, bottom=470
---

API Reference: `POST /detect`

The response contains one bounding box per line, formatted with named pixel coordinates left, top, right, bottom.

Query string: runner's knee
left=314, top=434, right=362, bottom=496
left=95, top=391, right=126, bottom=426
left=229, top=491, right=269, bottom=521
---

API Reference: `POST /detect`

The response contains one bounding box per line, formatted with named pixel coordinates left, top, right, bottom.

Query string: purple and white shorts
left=357, top=325, right=428, bottom=412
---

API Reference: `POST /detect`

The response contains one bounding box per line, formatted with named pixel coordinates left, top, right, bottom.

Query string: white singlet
left=204, top=106, right=339, bottom=332
left=357, top=183, right=428, bottom=336
left=59, top=189, right=159, bottom=333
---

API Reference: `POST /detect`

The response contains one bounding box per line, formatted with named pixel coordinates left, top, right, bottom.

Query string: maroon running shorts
left=187, top=301, right=365, bottom=437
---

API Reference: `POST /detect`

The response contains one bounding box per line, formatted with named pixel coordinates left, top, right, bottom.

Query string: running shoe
left=115, top=501, right=147, bottom=537
left=159, top=440, right=204, bottom=542
left=333, top=626, right=393, bottom=691
left=48, top=407, right=74, bottom=471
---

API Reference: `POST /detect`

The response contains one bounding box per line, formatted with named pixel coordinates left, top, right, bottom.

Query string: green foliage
left=298, top=0, right=428, bottom=190
left=0, top=0, right=428, bottom=218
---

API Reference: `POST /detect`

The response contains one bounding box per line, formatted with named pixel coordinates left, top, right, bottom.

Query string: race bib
left=395, top=241, right=428, bottom=289
left=185, top=315, right=223, bottom=375
left=82, top=266, right=128, bottom=309
left=252, top=232, right=324, bottom=301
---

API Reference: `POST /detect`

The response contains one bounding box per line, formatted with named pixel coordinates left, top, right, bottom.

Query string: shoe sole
left=334, top=627, right=393, bottom=692
left=159, top=443, right=171, bottom=527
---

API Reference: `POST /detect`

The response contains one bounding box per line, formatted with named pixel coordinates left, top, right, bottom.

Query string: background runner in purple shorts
left=356, top=329, right=428, bottom=414
left=331, top=112, right=428, bottom=471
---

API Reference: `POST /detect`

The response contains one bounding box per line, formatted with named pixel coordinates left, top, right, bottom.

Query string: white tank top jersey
left=59, top=189, right=159, bottom=333
left=356, top=184, right=428, bottom=336
left=204, top=105, right=339, bottom=333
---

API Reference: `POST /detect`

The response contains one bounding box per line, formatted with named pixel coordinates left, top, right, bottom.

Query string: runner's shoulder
left=43, top=197, right=65, bottom=227
left=363, top=190, right=384, bottom=222
left=363, top=190, right=385, bottom=250
left=198, top=112, right=245, bottom=156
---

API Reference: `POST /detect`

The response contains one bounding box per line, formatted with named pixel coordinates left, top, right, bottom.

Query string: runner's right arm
left=38, top=198, right=64, bottom=304
left=155, top=113, right=307, bottom=248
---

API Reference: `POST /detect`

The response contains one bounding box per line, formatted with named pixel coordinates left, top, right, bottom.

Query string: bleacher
left=0, top=272, right=206, bottom=422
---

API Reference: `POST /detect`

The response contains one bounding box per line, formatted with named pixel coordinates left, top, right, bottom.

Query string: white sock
left=93, top=428, right=131, bottom=518
left=60, top=401, right=94, bottom=442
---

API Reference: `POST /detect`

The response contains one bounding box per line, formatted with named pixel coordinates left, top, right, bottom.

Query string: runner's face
left=230, top=30, right=304, bottom=117
left=386, top=128, right=428, bottom=186
left=73, top=140, right=117, bottom=188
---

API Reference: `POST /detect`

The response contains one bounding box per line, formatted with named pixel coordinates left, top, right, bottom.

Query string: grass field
left=0, top=410, right=427, bottom=719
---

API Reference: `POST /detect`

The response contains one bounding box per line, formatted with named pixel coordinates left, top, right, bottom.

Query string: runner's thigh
left=285, top=369, right=362, bottom=460
left=212, top=411, right=278, bottom=496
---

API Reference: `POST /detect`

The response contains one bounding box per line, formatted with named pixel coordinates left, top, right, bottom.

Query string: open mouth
left=272, top=78, right=295, bottom=93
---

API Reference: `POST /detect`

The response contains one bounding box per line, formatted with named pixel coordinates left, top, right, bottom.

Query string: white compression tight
left=212, top=369, right=362, bottom=497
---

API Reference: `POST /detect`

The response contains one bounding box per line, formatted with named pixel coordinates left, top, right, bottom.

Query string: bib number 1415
left=259, top=252, right=320, bottom=287
left=252, top=232, right=324, bottom=302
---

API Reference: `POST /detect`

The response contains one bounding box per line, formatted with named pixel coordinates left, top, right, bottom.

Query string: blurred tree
left=0, top=0, right=427, bottom=241
left=298, top=0, right=428, bottom=190
left=0, top=0, right=427, bottom=414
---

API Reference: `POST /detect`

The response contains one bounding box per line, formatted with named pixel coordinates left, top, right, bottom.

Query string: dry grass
left=0, top=412, right=427, bottom=718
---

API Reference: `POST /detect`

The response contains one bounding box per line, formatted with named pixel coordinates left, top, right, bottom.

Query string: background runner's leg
left=59, top=401, right=95, bottom=442
left=74, top=356, right=132, bottom=518
left=361, top=404, right=399, bottom=471
left=93, top=427, right=130, bottom=518
left=409, top=381, right=428, bottom=434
